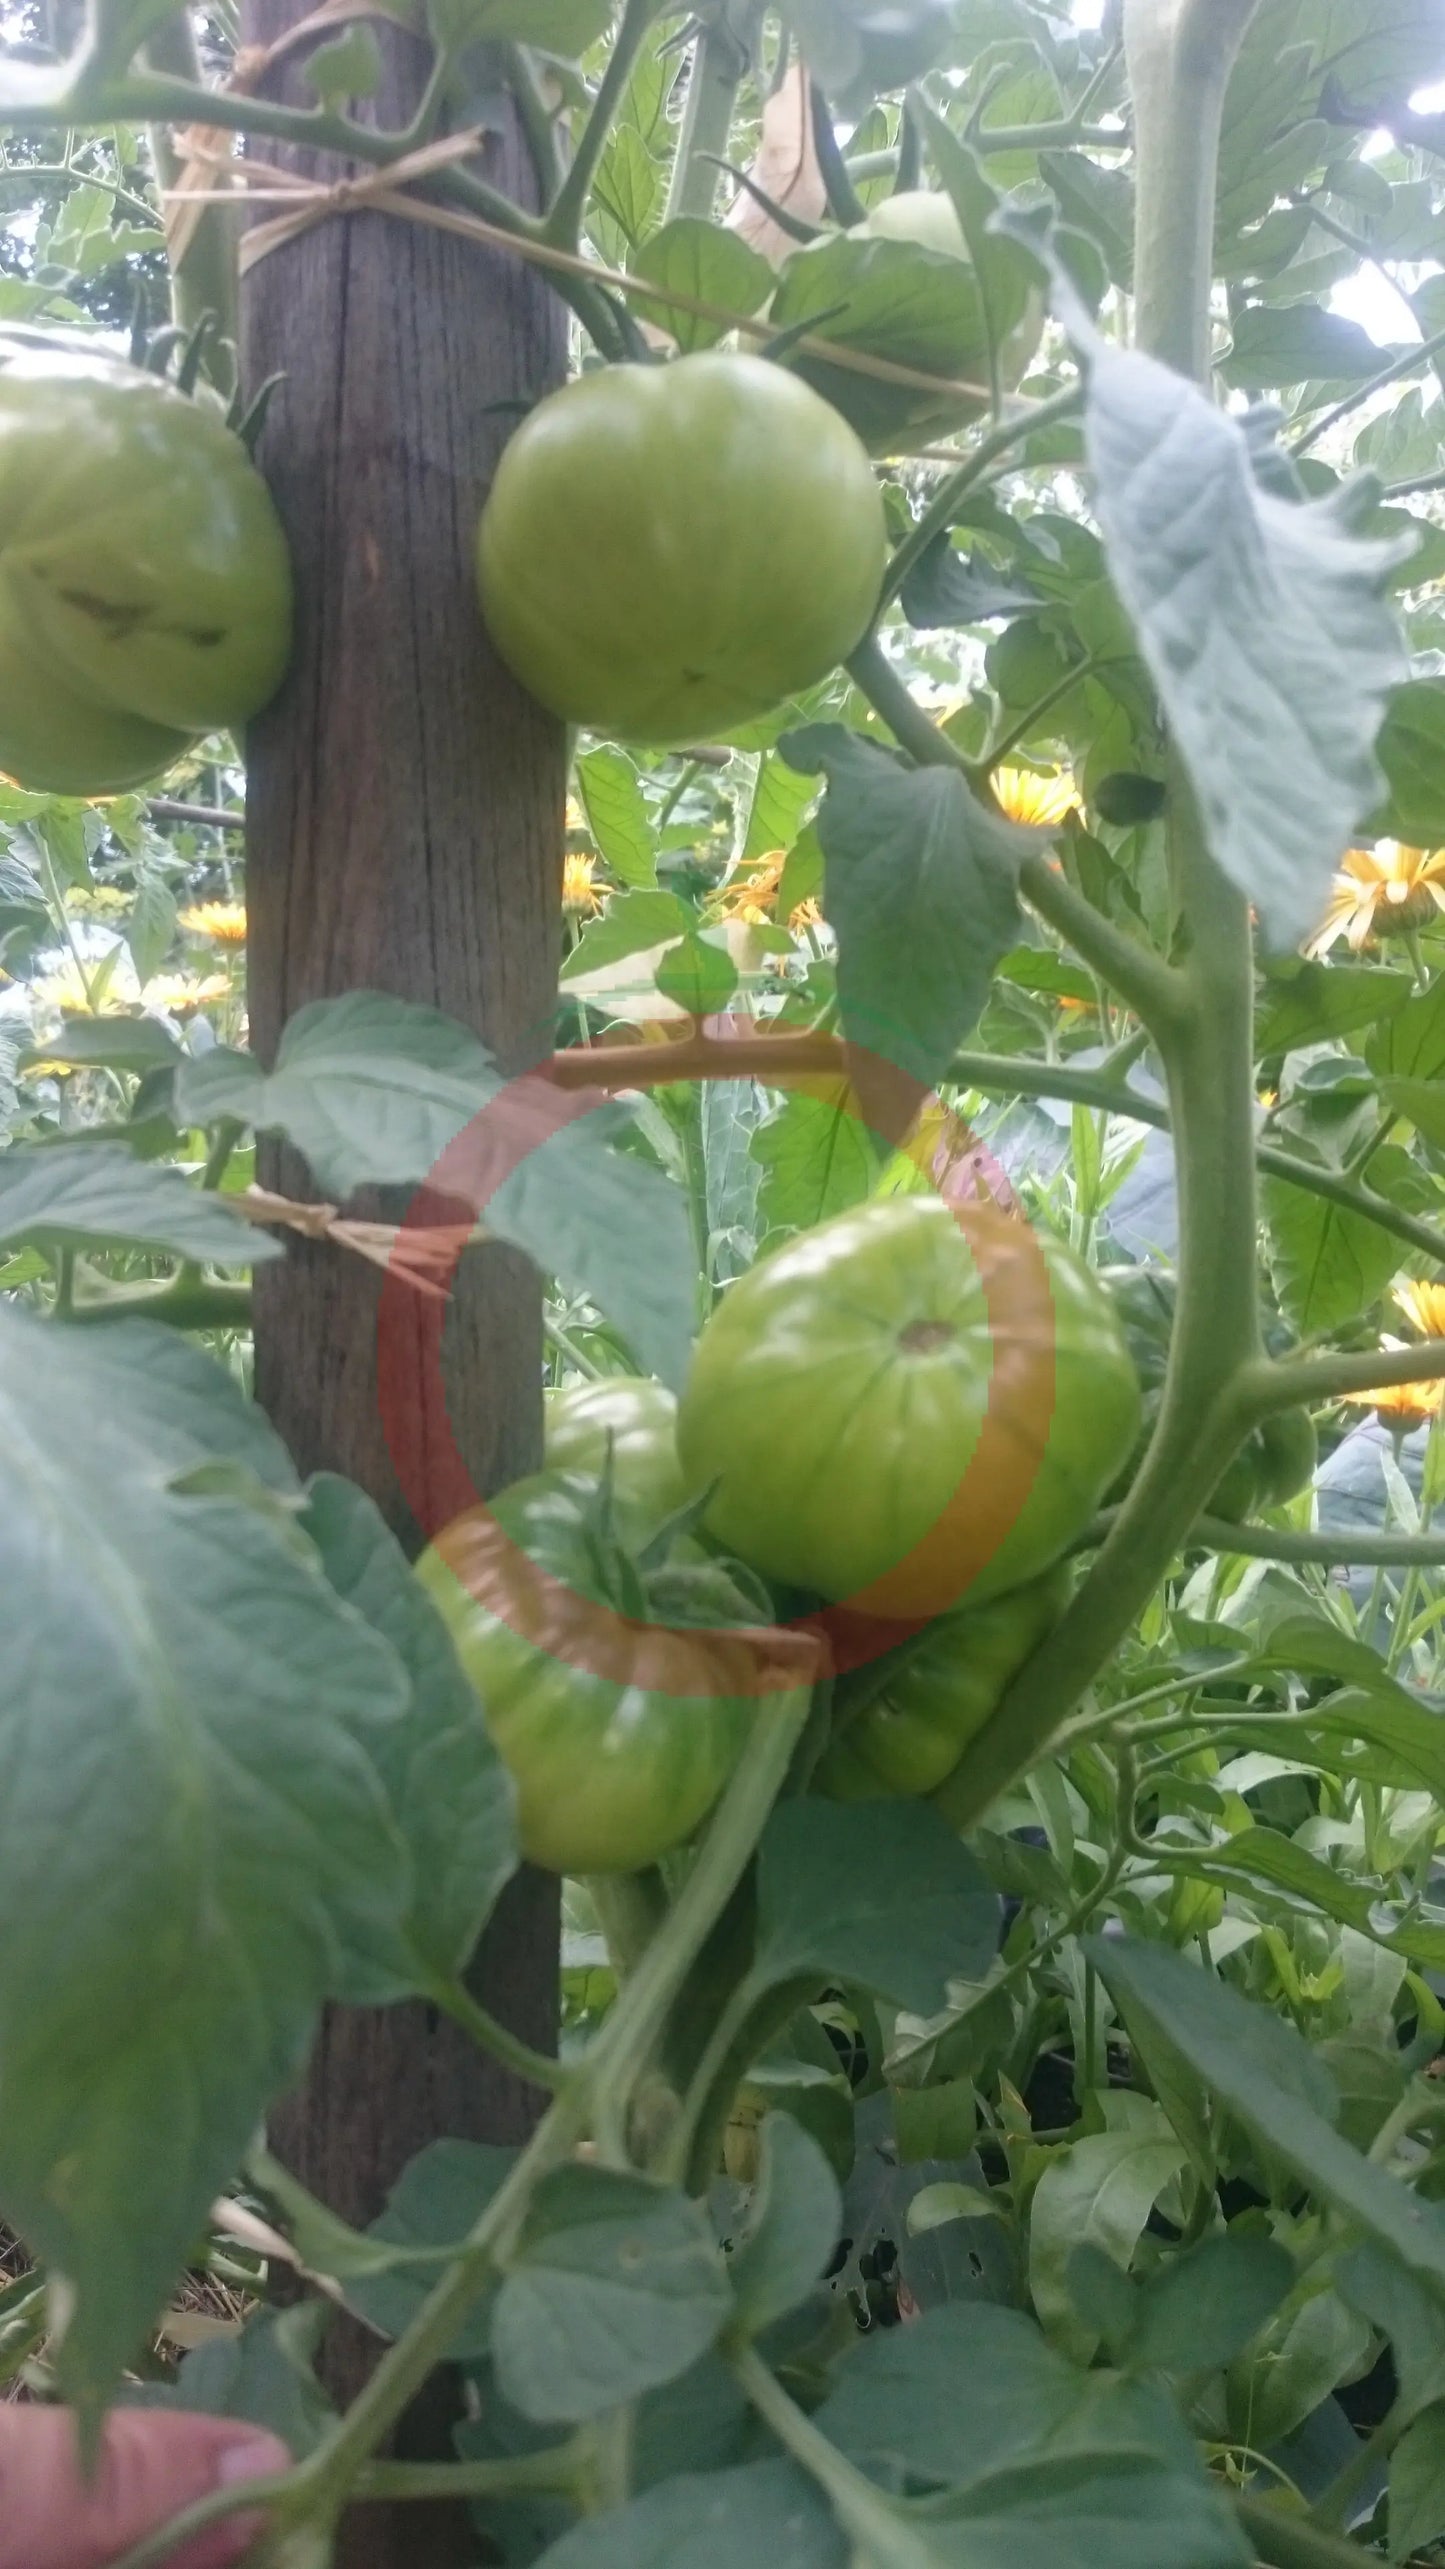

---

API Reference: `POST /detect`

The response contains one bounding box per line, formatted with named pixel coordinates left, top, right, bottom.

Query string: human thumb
left=0, top=2405, right=291, bottom=2569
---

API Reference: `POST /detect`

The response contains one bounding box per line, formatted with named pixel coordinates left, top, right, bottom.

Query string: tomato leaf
left=302, top=1476, right=518, bottom=1989
left=1080, top=324, right=1409, bottom=948
left=347, top=2138, right=516, bottom=2359
left=727, top=2113, right=842, bottom=2339
left=492, top=2165, right=732, bottom=2423
left=0, top=1142, right=275, bottom=1266
left=1374, top=677, right=1445, bottom=844
left=535, top=2460, right=842, bottom=2568
left=631, top=219, right=774, bottom=355
left=1028, top=2113, right=1188, bottom=2362
left=1089, top=1940, right=1445, bottom=2298
left=780, top=726, right=1027, bottom=1087
left=752, top=1090, right=876, bottom=1238
left=575, top=746, right=657, bottom=888
left=751, top=1801, right=1000, bottom=2014
left=174, top=990, right=502, bottom=1194
left=176, top=992, right=697, bottom=1388
left=1262, top=1168, right=1402, bottom=1333
left=17, top=1009, right=182, bottom=1075
left=0, top=1307, right=409, bottom=2424
left=562, top=889, right=693, bottom=979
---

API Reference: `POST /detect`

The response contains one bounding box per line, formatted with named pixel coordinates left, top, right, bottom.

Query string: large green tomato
left=677, top=1198, right=1141, bottom=1622
left=476, top=353, right=886, bottom=746
left=543, top=1376, right=686, bottom=1539
left=0, top=346, right=292, bottom=794
left=816, top=1565, right=1070, bottom=1801
left=417, top=1469, right=756, bottom=1875
left=771, top=193, right=1044, bottom=456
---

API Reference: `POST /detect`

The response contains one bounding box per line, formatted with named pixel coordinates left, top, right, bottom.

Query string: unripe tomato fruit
left=771, top=194, right=1044, bottom=456
left=417, top=1469, right=755, bottom=1875
left=816, top=1565, right=1071, bottom=1800
left=677, top=1198, right=1141, bottom=1622
left=475, top=353, right=887, bottom=745
left=0, top=346, right=291, bottom=793
left=543, top=1376, right=687, bottom=1539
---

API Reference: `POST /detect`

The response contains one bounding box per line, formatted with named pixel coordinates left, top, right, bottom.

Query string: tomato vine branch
left=1085, top=1507, right=1445, bottom=1567
left=542, top=0, right=661, bottom=251
left=878, top=382, right=1084, bottom=609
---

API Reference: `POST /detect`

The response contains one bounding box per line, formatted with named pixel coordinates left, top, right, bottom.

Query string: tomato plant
left=8, top=6, right=1445, bottom=2569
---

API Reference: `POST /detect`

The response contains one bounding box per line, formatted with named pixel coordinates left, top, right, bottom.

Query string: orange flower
left=1306, top=842, right=1445, bottom=956
left=991, top=767, right=1080, bottom=829
left=789, top=896, right=823, bottom=930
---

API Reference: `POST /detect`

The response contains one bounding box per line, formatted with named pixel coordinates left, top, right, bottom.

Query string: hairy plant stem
left=1084, top=1509, right=1445, bottom=1568
left=918, top=2, right=1268, bottom=1827
left=878, top=384, right=1084, bottom=608
left=142, top=14, right=238, bottom=393
left=664, top=7, right=755, bottom=223
left=1236, top=2491, right=1387, bottom=2569
left=542, top=0, right=660, bottom=249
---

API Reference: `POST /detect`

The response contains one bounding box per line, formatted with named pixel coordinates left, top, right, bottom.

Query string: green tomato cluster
left=424, top=1203, right=1143, bottom=1872
left=0, top=345, right=292, bottom=794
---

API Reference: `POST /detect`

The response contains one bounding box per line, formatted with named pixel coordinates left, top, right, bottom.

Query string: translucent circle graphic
left=376, top=1011, right=1057, bottom=1701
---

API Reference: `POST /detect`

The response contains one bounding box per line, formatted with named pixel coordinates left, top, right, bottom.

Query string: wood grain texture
left=238, top=14, right=566, bottom=2560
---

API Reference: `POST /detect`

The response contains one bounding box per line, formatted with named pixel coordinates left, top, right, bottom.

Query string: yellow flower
left=1343, top=1331, right=1445, bottom=1425
left=1394, top=1278, right=1445, bottom=1339
left=1306, top=842, right=1445, bottom=956
left=179, top=899, right=248, bottom=945
left=29, top=959, right=128, bottom=1014
left=565, top=795, right=587, bottom=833
left=789, top=896, right=823, bottom=930
left=563, top=852, right=601, bottom=916
left=144, top=970, right=230, bottom=1013
left=991, top=767, right=1080, bottom=829
left=18, top=1056, right=73, bottom=1080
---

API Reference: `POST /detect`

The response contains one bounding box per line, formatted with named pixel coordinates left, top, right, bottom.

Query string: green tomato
left=677, top=1198, right=1141, bottom=1622
left=544, top=1375, right=688, bottom=1539
left=476, top=353, right=887, bottom=746
left=1099, top=1266, right=1316, bottom=1521
left=816, top=1565, right=1070, bottom=1801
left=417, top=1469, right=755, bottom=1875
left=771, top=193, right=1044, bottom=456
left=0, top=345, right=292, bottom=793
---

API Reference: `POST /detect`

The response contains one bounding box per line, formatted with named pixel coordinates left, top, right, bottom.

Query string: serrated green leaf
left=752, top=1090, right=876, bottom=1237
left=562, top=890, right=693, bottom=980
left=656, top=931, right=738, bottom=1018
left=537, top=2460, right=842, bottom=2567
left=632, top=219, right=774, bottom=354
left=1255, top=961, right=1412, bottom=1057
left=1030, top=2116, right=1188, bottom=2362
left=752, top=1801, right=1000, bottom=2015
left=492, top=2165, right=731, bottom=2423
left=302, top=1477, right=517, bottom=1989
left=1262, top=1168, right=1401, bottom=1333
left=0, top=1306, right=408, bottom=2421
left=781, top=726, right=1026, bottom=1087
left=0, top=1143, right=276, bottom=1267
left=1082, top=330, right=1408, bottom=948
left=727, top=2114, right=842, bottom=2338
left=576, top=747, right=657, bottom=888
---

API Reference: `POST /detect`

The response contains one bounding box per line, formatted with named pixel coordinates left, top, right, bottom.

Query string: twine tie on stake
left=164, top=135, right=995, bottom=405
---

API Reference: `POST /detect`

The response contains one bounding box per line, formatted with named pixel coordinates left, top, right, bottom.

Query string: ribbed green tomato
left=417, top=1470, right=756, bottom=1875
left=677, top=1198, right=1141, bottom=1622
left=0, top=346, right=291, bottom=793
left=476, top=353, right=886, bottom=746
left=816, top=1566, right=1070, bottom=1801
left=543, top=1376, right=686, bottom=1539
left=771, top=193, right=1044, bottom=456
